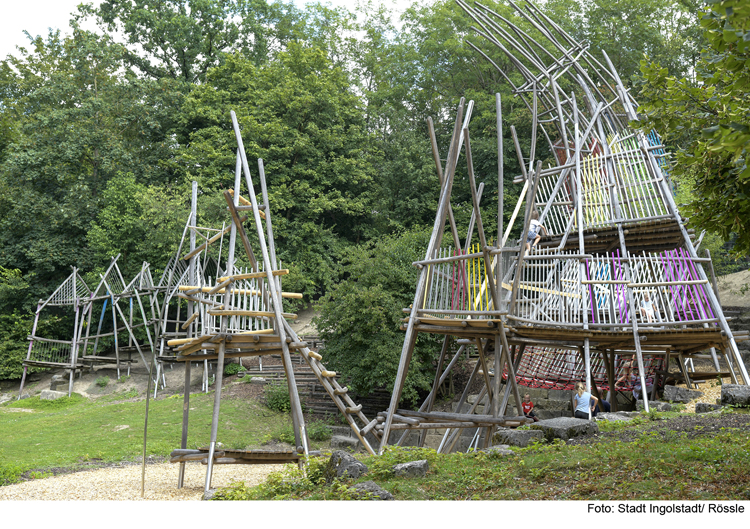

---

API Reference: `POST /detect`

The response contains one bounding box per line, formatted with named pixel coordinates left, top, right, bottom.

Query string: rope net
left=502, top=346, right=663, bottom=392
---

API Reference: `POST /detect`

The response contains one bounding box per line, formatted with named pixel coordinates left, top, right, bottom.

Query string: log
left=321, top=370, right=337, bottom=378
left=207, top=309, right=297, bottom=319
left=308, top=351, right=323, bottom=361
left=396, top=408, right=528, bottom=425
left=218, top=269, right=289, bottom=282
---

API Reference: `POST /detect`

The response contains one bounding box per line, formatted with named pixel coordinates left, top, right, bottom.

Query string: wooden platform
left=169, top=448, right=301, bottom=465
left=402, top=315, right=730, bottom=354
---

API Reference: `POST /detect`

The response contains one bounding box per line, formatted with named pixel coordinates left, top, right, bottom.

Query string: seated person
left=639, top=292, right=658, bottom=323
left=573, top=382, right=598, bottom=420
left=521, top=393, right=539, bottom=422
left=591, top=389, right=611, bottom=416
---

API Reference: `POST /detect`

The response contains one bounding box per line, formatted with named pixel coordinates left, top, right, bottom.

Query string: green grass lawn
left=0, top=388, right=301, bottom=484
left=215, top=412, right=750, bottom=501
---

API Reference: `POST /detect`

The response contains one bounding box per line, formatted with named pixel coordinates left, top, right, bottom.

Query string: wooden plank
left=207, top=309, right=296, bottom=319
left=218, top=269, right=289, bottom=282
left=178, top=285, right=302, bottom=299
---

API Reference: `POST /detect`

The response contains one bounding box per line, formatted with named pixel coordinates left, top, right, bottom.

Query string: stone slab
left=330, top=435, right=360, bottom=451
left=492, top=427, right=544, bottom=447
left=721, top=384, right=750, bottom=407
left=636, top=400, right=672, bottom=412
left=530, top=417, right=598, bottom=441
left=663, top=385, right=703, bottom=403
left=40, top=390, right=68, bottom=400
left=695, top=403, right=723, bottom=414
left=352, top=481, right=393, bottom=500
left=393, top=459, right=429, bottom=478
left=325, top=451, right=368, bottom=482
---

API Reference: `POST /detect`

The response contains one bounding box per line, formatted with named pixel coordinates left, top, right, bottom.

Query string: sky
left=0, top=0, right=418, bottom=60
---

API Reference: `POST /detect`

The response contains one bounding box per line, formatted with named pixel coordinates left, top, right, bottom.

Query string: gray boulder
left=40, top=390, right=68, bottom=400
left=481, top=445, right=516, bottom=457
left=636, top=400, right=673, bottom=411
left=393, top=459, right=429, bottom=478
left=721, top=384, right=750, bottom=407
left=492, top=427, right=544, bottom=447
left=663, top=385, right=703, bottom=403
left=352, top=481, right=394, bottom=500
left=596, top=412, right=637, bottom=422
left=330, top=435, right=360, bottom=451
left=325, top=451, right=368, bottom=483
left=202, top=489, right=217, bottom=501
left=531, top=417, right=598, bottom=441
left=695, top=403, right=723, bottom=414
left=50, top=374, right=67, bottom=391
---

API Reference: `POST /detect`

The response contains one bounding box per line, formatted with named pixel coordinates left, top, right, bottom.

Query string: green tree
left=175, top=46, right=378, bottom=294
left=87, top=174, right=189, bottom=279
left=637, top=0, right=750, bottom=254
left=91, top=0, right=299, bottom=81
left=0, top=28, right=180, bottom=302
left=314, top=228, right=440, bottom=404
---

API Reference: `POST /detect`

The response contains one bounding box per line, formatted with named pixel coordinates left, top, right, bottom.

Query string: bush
left=265, top=383, right=291, bottom=412
left=224, top=362, right=242, bottom=376
left=307, top=420, right=332, bottom=442
left=96, top=376, right=109, bottom=388
left=314, top=228, right=439, bottom=405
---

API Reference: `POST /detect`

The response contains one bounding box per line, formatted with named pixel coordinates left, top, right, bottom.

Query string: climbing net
left=503, top=346, right=664, bottom=392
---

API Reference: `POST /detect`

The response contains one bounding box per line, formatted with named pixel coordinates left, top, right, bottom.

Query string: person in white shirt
left=640, top=292, right=657, bottom=323
left=525, top=211, right=546, bottom=254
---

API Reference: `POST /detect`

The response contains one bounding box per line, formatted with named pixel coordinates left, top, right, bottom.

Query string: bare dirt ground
left=717, top=268, right=750, bottom=308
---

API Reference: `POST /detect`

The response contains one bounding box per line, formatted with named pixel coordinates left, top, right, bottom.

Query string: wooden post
left=381, top=99, right=466, bottom=453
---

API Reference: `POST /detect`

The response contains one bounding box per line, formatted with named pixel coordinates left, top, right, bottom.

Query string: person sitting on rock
left=573, top=382, right=598, bottom=420
left=521, top=393, right=539, bottom=422
left=591, top=387, right=611, bottom=417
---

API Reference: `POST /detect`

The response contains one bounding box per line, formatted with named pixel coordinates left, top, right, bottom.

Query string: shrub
left=307, top=420, right=332, bottom=442
left=265, top=383, right=291, bottom=412
left=96, top=376, right=109, bottom=388
left=224, top=362, right=242, bottom=376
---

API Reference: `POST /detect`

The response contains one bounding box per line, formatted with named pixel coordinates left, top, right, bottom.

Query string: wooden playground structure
left=377, top=0, right=750, bottom=454
left=16, top=0, right=750, bottom=495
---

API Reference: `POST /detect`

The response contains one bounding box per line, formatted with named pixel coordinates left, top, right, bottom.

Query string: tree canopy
left=637, top=0, right=750, bottom=254
left=1, top=0, right=742, bottom=390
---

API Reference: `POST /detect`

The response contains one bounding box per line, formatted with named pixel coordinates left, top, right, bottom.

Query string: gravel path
left=0, top=462, right=278, bottom=501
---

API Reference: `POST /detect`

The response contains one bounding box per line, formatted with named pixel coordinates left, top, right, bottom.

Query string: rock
left=19, top=394, right=31, bottom=400
left=492, top=427, right=544, bottom=447
left=324, top=451, right=368, bottom=483
left=330, top=435, right=360, bottom=451
left=40, top=390, right=68, bottom=400
left=202, top=489, right=217, bottom=501
left=481, top=445, right=516, bottom=457
left=663, top=385, right=703, bottom=403
left=536, top=399, right=572, bottom=412
left=393, top=459, right=429, bottom=478
left=330, top=426, right=355, bottom=437
left=695, top=403, right=723, bottom=414
left=596, top=412, right=638, bottom=422
left=721, top=384, right=750, bottom=407
left=50, top=374, right=67, bottom=391
left=530, top=417, right=599, bottom=441
left=636, top=400, right=672, bottom=411
left=352, top=481, right=394, bottom=500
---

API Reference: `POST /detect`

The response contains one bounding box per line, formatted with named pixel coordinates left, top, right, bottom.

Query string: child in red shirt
left=522, top=394, right=539, bottom=422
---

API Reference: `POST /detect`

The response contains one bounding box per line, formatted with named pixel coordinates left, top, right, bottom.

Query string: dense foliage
left=637, top=0, right=750, bottom=255
left=315, top=228, right=440, bottom=404
left=0, top=0, right=743, bottom=393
